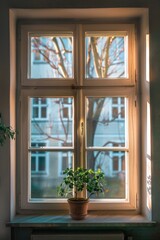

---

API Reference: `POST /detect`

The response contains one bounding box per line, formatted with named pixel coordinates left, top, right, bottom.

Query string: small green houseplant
left=0, top=114, right=16, bottom=146
left=57, top=167, right=105, bottom=220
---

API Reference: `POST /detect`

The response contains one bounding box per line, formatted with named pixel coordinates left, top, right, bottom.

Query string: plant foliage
left=0, top=115, right=16, bottom=146
left=57, top=167, right=106, bottom=199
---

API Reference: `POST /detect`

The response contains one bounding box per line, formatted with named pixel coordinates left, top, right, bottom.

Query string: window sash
left=29, top=33, right=74, bottom=79
left=20, top=24, right=135, bottom=87
left=20, top=86, right=137, bottom=209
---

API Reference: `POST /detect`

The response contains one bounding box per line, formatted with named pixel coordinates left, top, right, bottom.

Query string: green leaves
left=0, top=121, right=16, bottom=146
left=57, top=167, right=105, bottom=199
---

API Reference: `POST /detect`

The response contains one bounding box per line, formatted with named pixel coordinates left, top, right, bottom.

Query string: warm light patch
left=146, top=101, right=151, bottom=212
left=147, top=101, right=151, bottom=156
left=146, top=34, right=150, bottom=82
left=146, top=157, right=151, bottom=211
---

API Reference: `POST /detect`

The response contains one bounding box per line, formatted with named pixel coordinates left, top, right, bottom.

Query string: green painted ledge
left=7, top=213, right=156, bottom=229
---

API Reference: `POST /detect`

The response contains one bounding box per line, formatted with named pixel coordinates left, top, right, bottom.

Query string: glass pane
left=86, top=97, right=126, bottom=147
left=41, top=107, right=47, bottom=118
left=31, top=156, right=36, bottom=171
left=30, top=35, right=73, bottom=79
left=33, top=98, right=38, bottom=104
left=33, top=107, right=38, bottom=118
left=113, top=157, right=119, bottom=171
left=85, top=34, right=127, bottom=79
left=87, top=151, right=126, bottom=199
left=30, top=151, right=73, bottom=199
left=38, top=157, right=46, bottom=171
left=30, top=97, right=74, bottom=147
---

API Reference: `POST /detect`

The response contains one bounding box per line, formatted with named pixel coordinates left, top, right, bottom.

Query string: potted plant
left=0, top=114, right=16, bottom=146
left=57, top=167, right=105, bottom=220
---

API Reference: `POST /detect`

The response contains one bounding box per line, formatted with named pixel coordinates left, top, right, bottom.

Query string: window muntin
left=29, top=34, right=74, bottom=79
left=85, top=33, right=128, bottom=79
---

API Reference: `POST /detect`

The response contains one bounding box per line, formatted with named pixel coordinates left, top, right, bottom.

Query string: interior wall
left=139, top=8, right=151, bottom=220
left=0, top=3, right=11, bottom=240
left=149, top=3, right=160, bottom=222
left=0, top=0, right=160, bottom=239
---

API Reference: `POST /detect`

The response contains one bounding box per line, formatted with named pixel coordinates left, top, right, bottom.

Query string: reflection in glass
left=30, top=97, right=74, bottom=147
left=30, top=35, right=73, bottom=79
left=87, top=151, right=126, bottom=199
left=85, top=34, right=127, bottom=79
left=86, top=97, right=126, bottom=147
left=30, top=151, right=73, bottom=199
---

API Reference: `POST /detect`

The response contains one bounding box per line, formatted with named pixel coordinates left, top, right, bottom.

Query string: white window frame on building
left=31, top=142, right=49, bottom=175
left=31, top=98, right=48, bottom=120
left=18, top=22, right=139, bottom=212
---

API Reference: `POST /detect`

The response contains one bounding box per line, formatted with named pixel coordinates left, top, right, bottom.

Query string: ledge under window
left=7, top=213, right=156, bottom=229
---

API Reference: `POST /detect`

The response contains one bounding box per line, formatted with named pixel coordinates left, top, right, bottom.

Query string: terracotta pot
left=67, top=198, right=89, bottom=220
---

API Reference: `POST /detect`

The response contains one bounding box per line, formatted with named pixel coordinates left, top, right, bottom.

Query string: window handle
left=81, top=122, right=84, bottom=135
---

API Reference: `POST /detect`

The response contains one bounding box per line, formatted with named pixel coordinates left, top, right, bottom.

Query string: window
left=20, top=23, right=137, bottom=210
left=61, top=151, right=73, bottom=175
left=30, top=35, right=73, bottom=78
left=32, top=98, right=48, bottom=120
left=31, top=142, right=48, bottom=175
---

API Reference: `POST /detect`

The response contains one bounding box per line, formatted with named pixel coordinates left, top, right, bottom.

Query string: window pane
left=63, top=107, right=69, bottom=118
left=85, top=34, right=127, bottom=79
left=30, top=35, right=73, bottom=79
left=31, top=156, right=36, bottom=171
left=31, top=151, right=46, bottom=173
left=87, top=151, right=126, bottom=199
left=30, top=97, right=74, bottom=147
left=86, top=97, right=126, bottom=147
left=30, top=151, right=73, bottom=199
left=38, top=157, right=46, bottom=171
left=33, top=98, right=39, bottom=104
left=41, top=107, right=47, bottom=118
left=62, top=152, right=73, bottom=173
left=33, top=107, right=38, bottom=118
left=113, top=157, right=119, bottom=171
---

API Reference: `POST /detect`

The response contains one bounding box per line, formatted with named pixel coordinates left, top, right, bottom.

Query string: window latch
left=81, top=122, right=84, bottom=135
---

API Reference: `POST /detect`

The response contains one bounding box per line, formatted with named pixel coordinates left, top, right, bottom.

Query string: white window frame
left=19, top=23, right=138, bottom=212
left=21, top=24, right=78, bottom=86
left=111, top=97, right=125, bottom=121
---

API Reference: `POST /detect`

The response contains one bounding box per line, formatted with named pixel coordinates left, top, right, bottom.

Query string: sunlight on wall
left=147, top=101, right=151, bottom=156
left=146, top=102, right=151, bottom=211
left=146, top=157, right=151, bottom=210
left=146, top=34, right=150, bottom=82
